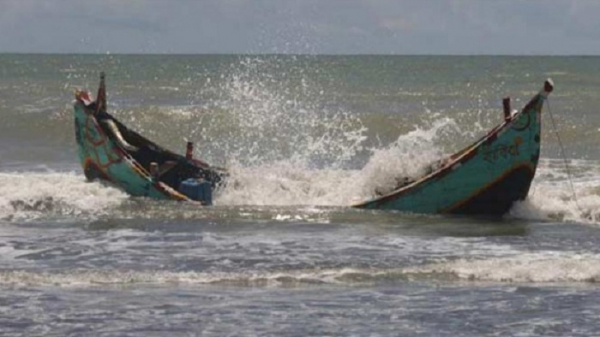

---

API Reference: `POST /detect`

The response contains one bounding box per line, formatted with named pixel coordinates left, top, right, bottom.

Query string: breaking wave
left=509, top=159, right=600, bottom=224
left=408, top=252, right=600, bottom=283
left=0, top=172, right=127, bottom=222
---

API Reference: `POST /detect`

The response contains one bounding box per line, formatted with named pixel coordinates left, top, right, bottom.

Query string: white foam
left=215, top=120, right=456, bottom=206
left=5, top=251, right=600, bottom=286
left=509, top=159, right=600, bottom=224
left=216, top=162, right=357, bottom=206
left=410, top=252, right=600, bottom=283
left=0, top=268, right=366, bottom=287
left=354, top=118, right=455, bottom=198
left=215, top=155, right=600, bottom=223
left=0, top=171, right=127, bottom=221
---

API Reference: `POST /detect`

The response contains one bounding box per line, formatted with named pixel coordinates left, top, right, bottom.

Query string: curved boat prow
left=354, top=79, right=554, bottom=216
left=543, top=78, right=554, bottom=96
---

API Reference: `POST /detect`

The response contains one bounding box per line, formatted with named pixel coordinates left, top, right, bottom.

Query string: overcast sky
left=1, top=0, right=599, bottom=55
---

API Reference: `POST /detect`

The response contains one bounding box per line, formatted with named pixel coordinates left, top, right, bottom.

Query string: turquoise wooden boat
left=354, top=79, right=554, bottom=216
left=73, top=73, right=226, bottom=204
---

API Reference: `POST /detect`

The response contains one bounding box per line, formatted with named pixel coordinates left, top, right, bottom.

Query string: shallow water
left=1, top=55, right=600, bottom=336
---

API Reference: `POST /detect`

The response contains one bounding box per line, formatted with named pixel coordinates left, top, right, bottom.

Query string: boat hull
left=354, top=86, right=549, bottom=216
left=74, top=101, right=194, bottom=201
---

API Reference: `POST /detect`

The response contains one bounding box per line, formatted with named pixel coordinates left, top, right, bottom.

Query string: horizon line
left=1, top=52, right=599, bottom=57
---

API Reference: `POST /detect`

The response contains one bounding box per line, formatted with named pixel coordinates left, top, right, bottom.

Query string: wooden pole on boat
left=186, top=141, right=194, bottom=160
left=150, top=162, right=159, bottom=178
left=96, top=72, right=106, bottom=115
left=503, top=97, right=511, bottom=121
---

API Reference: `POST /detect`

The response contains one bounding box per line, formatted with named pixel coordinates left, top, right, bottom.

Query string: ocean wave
left=509, top=160, right=600, bottom=224
left=0, top=171, right=127, bottom=222
left=408, top=252, right=600, bottom=283
left=4, top=251, right=600, bottom=287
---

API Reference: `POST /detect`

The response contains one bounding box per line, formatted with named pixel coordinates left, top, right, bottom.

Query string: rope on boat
left=546, top=98, right=584, bottom=214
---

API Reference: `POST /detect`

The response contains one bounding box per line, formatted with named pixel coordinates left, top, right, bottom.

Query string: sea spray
left=206, top=57, right=466, bottom=205
left=214, top=117, right=464, bottom=206
left=206, top=56, right=367, bottom=168
left=355, top=118, right=459, bottom=198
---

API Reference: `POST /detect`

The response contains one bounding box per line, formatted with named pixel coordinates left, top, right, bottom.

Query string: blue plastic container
left=178, top=178, right=213, bottom=205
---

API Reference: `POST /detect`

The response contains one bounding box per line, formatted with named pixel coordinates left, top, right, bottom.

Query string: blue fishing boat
left=354, top=79, right=554, bottom=216
left=74, top=73, right=226, bottom=205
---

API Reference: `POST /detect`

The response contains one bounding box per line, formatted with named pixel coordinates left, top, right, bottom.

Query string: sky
left=0, top=0, right=599, bottom=55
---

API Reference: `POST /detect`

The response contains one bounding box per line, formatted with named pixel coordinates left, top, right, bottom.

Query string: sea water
left=1, top=54, right=600, bottom=336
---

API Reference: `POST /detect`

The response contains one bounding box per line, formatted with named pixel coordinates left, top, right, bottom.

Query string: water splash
left=199, top=57, right=459, bottom=205
left=205, top=57, right=367, bottom=168
left=215, top=118, right=459, bottom=206
left=355, top=118, right=458, bottom=197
